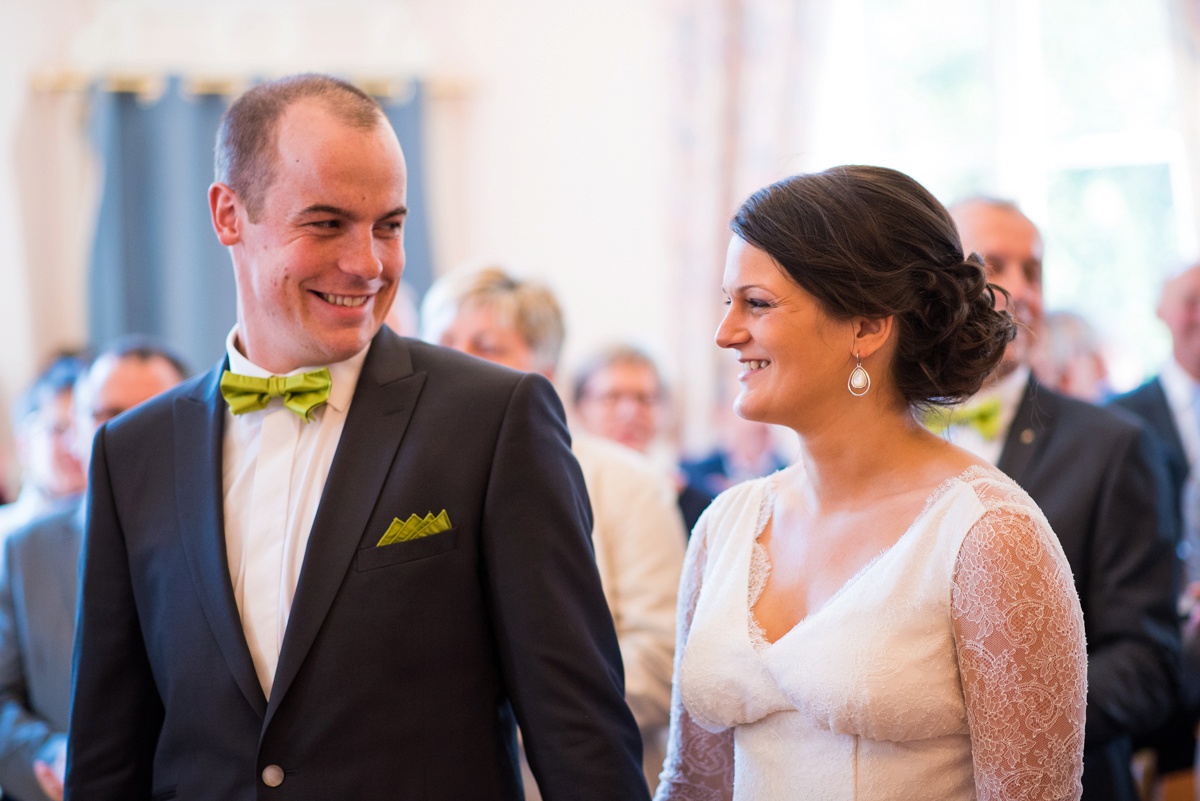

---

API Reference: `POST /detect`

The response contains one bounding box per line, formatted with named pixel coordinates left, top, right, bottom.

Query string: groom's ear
left=209, top=182, right=244, bottom=246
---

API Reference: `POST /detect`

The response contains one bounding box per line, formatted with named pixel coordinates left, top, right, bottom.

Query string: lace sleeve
left=951, top=503, right=1086, bottom=801
left=653, top=513, right=735, bottom=801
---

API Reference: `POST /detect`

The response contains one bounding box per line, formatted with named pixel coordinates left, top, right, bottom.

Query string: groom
left=65, top=74, right=648, bottom=801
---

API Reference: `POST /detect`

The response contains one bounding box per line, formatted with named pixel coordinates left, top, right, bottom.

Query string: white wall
left=413, top=0, right=676, bottom=374
left=0, top=0, right=99, bottom=489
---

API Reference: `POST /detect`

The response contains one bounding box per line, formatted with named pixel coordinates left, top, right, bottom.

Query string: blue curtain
left=382, top=86, right=433, bottom=301
left=87, top=77, right=433, bottom=374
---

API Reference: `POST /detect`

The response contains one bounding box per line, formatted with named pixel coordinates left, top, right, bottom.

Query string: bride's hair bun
left=730, top=165, right=1016, bottom=405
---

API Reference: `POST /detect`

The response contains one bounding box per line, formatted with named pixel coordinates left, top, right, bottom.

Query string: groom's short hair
left=214, top=74, right=383, bottom=222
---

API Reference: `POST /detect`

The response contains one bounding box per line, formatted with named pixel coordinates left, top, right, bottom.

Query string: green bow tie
left=219, top=368, right=332, bottom=421
left=924, top=398, right=1004, bottom=441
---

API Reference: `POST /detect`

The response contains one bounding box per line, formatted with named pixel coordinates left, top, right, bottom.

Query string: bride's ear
left=850, top=316, right=893, bottom=360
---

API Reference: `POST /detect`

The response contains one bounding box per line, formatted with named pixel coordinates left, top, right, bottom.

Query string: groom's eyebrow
left=293, top=204, right=408, bottom=220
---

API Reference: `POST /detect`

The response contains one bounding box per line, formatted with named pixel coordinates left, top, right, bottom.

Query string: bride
left=654, top=166, right=1085, bottom=801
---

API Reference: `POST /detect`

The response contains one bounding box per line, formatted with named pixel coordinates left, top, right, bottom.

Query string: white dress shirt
left=1158, top=357, right=1200, bottom=467
left=221, top=328, right=368, bottom=697
left=937, top=365, right=1030, bottom=466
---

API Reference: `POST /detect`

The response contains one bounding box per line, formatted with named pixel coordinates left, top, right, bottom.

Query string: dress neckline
left=747, top=464, right=991, bottom=651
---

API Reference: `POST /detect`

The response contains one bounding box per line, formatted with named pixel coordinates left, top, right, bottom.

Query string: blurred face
left=952, top=202, right=1044, bottom=373
left=436, top=303, right=539, bottom=374
left=212, top=100, right=408, bottom=373
left=19, top=390, right=85, bottom=498
left=574, top=361, right=662, bottom=453
left=75, top=355, right=185, bottom=467
left=715, top=236, right=852, bottom=430
left=719, top=407, right=778, bottom=461
left=1158, top=265, right=1200, bottom=379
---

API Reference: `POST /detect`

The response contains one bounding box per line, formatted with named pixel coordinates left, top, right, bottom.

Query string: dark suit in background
left=67, top=333, right=648, bottom=800
left=1111, top=375, right=1198, bottom=774
left=1111, top=377, right=1188, bottom=513
left=0, top=499, right=81, bottom=801
left=999, top=378, right=1179, bottom=801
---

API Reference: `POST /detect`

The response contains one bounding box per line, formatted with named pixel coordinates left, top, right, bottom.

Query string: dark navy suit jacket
left=1110, top=376, right=1197, bottom=773
left=65, top=330, right=648, bottom=801
left=1111, top=377, right=1189, bottom=518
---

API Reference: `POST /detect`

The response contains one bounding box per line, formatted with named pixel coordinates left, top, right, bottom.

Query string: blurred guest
left=1112, top=262, right=1200, bottom=531
left=1032, top=309, right=1113, bottom=403
left=682, top=400, right=791, bottom=499
left=573, top=346, right=712, bottom=530
left=948, top=197, right=1178, bottom=801
left=0, top=356, right=87, bottom=538
left=421, top=266, right=685, bottom=794
left=572, top=345, right=663, bottom=455
left=0, top=338, right=186, bottom=801
left=1112, top=261, right=1200, bottom=776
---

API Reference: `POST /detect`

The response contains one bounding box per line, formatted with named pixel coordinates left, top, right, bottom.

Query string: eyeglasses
left=580, top=390, right=661, bottom=408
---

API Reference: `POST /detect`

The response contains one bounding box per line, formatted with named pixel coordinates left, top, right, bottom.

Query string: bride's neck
left=791, top=408, right=935, bottom=512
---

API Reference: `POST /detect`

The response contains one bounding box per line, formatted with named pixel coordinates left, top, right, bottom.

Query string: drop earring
left=848, top=353, right=870, bottom=397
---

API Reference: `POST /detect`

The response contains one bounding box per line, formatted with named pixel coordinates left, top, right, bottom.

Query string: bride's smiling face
left=716, top=236, right=855, bottom=429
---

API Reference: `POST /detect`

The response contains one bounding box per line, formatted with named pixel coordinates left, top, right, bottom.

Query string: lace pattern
left=951, top=477, right=1086, bottom=801
left=654, top=467, right=1086, bottom=801
left=745, top=481, right=774, bottom=654
left=653, top=510, right=735, bottom=801
left=746, top=543, right=771, bottom=653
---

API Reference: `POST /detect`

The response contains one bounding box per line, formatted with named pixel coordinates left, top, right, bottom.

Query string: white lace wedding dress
left=653, top=465, right=1086, bottom=801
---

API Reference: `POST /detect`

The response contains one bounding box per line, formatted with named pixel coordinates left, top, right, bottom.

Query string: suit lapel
left=174, top=363, right=268, bottom=717
left=267, top=331, right=426, bottom=721
left=997, top=376, right=1050, bottom=483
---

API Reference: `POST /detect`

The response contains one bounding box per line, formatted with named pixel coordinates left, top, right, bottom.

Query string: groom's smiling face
left=216, top=99, right=409, bottom=373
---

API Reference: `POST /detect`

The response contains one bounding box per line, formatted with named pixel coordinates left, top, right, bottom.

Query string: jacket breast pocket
left=356, top=528, right=459, bottom=572
left=151, top=787, right=178, bottom=801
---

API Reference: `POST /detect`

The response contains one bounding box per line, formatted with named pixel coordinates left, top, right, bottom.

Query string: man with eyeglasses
left=573, top=345, right=712, bottom=531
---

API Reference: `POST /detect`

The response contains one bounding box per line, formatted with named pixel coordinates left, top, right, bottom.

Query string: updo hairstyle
left=729, top=165, right=1016, bottom=406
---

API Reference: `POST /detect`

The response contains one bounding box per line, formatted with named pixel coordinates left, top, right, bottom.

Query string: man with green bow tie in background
left=938, top=197, right=1179, bottom=801
left=65, top=74, right=649, bottom=801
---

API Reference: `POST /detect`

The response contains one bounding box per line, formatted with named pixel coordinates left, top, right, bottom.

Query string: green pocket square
left=376, top=510, right=452, bottom=546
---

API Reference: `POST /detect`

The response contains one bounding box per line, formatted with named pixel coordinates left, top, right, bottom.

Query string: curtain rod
left=29, top=70, right=472, bottom=100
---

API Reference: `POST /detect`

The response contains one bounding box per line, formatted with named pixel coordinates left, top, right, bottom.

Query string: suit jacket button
left=1019, top=428, right=1035, bottom=445
left=262, top=765, right=285, bottom=787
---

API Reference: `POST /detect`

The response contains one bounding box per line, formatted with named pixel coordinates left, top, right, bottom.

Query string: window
left=804, top=0, right=1184, bottom=387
